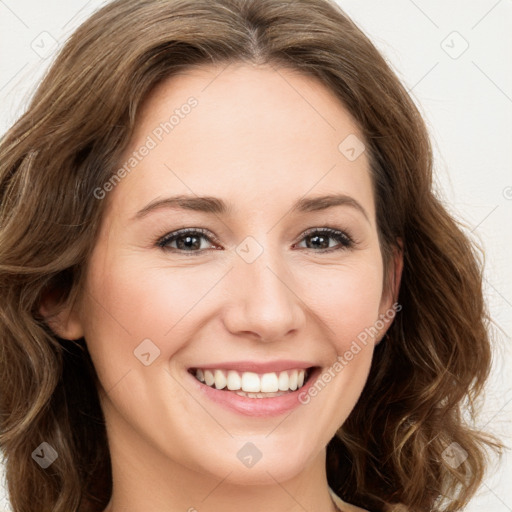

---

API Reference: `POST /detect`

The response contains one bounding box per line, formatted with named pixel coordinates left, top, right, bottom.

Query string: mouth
left=187, top=366, right=315, bottom=398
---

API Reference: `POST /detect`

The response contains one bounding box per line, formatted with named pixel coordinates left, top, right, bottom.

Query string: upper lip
left=188, top=360, right=317, bottom=373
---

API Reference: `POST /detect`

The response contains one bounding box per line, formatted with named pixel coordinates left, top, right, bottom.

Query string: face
left=55, top=63, right=400, bottom=486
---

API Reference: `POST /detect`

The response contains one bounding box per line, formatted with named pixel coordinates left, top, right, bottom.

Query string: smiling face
left=54, top=62, right=400, bottom=491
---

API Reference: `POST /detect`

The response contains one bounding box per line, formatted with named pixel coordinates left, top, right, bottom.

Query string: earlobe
left=39, top=288, right=84, bottom=340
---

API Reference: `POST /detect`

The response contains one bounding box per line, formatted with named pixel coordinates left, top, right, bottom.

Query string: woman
left=0, top=0, right=502, bottom=511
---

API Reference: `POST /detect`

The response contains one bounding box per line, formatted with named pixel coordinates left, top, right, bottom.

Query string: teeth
left=204, top=370, right=214, bottom=387
left=260, top=372, right=278, bottom=393
left=297, top=370, right=304, bottom=388
left=289, top=369, right=298, bottom=391
left=278, top=371, right=289, bottom=391
left=227, top=370, right=241, bottom=390
left=241, top=372, right=261, bottom=392
left=194, top=368, right=309, bottom=393
left=214, top=369, right=226, bottom=389
left=235, top=390, right=288, bottom=398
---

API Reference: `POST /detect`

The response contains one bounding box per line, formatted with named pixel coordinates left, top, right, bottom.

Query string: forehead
left=108, top=62, right=374, bottom=221
left=133, top=62, right=364, bottom=147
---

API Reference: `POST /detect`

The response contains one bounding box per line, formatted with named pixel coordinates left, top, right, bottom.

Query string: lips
left=190, top=360, right=314, bottom=373
left=185, top=362, right=321, bottom=416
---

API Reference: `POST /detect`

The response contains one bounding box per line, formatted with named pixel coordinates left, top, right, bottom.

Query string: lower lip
left=186, top=367, right=322, bottom=417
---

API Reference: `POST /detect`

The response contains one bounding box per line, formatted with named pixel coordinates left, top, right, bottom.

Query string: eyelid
left=156, top=227, right=221, bottom=250
left=293, top=226, right=356, bottom=251
left=298, top=226, right=353, bottom=242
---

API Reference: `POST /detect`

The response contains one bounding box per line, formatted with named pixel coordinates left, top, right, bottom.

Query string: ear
left=39, top=286, right=84, bottom=341
left=376, top=239, right=403, bottom=343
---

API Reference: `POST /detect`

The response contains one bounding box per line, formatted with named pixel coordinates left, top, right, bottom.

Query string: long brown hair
left=0, top=0, right=502, bottom=511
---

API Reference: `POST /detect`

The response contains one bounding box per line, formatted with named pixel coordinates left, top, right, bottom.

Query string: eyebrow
left=133, top=193, right=370, bottom=222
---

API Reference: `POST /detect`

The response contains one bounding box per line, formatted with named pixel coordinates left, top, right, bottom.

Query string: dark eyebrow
left=133, top=195, right=231, bottom=219
left=133, top=193, right=370, bottom=222
left=294, top=194, right=369, bottom=222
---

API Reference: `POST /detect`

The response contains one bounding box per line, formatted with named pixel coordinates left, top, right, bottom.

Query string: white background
left=0, top=1, right=511, bottom=511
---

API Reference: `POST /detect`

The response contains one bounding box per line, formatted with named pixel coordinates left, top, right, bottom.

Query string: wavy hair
left=0, top=0, right=502, bottom=510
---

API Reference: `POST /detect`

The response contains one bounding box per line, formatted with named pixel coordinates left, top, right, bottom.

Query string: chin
left=189, top=439, right=318, bottom=486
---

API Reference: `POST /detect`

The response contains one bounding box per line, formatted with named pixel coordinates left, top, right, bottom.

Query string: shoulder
left=328, top=487, right=410, bottom=512
left=328, top=487, right=369, bottom=512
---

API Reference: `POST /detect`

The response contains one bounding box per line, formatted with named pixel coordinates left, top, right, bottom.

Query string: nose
left=221, top=242, right=306, bottom=343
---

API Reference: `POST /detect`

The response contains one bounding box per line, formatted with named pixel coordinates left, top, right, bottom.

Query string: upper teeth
left=194, top=368, right=307, bottom=392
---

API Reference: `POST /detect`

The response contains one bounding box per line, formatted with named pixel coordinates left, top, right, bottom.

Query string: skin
left=43, top=62, right=402, bottom=512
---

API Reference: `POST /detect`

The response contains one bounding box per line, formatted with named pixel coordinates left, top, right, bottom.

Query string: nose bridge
left=223, top=234, right=305, bottom=342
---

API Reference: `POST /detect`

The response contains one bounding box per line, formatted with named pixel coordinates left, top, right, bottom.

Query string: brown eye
left=157, top=228, right=219, bottom=255
left=295, top=228, right=354, bottom=252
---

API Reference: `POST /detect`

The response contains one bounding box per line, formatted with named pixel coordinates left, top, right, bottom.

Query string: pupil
left=178, top=235, right=200, bottom=250
left=308, top=234, right=328, bottom=249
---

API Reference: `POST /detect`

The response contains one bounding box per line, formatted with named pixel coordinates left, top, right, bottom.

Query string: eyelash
left=156, top=227, right=356, bottom=256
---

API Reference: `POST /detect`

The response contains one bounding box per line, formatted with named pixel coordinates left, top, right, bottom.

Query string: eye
left=156, top=228, right=219, bottom=255
left=294, top=227, right=355, bottom=253
left=156, top=226, right=355, bottom=256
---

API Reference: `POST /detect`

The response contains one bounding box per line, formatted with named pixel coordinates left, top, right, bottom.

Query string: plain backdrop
left=0, top=1, right=511, bottom=511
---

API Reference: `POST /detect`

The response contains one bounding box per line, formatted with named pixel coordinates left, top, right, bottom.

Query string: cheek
left=295, top=257, right=385, bottom=347
left=80, top=254, right=224, bottom=385
left=292, top=260, right=384, bottom=429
